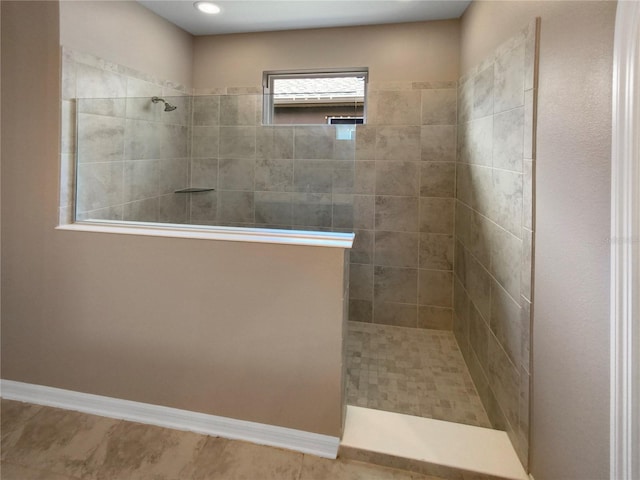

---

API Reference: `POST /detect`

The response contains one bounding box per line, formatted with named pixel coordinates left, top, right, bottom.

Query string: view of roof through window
left=273, top=76, right=365, bottom=102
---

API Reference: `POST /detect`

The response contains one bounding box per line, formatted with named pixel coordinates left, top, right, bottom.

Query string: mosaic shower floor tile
left=346, top=321, right=491, bottom=428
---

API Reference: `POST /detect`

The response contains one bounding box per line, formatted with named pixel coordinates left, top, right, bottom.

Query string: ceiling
left=136, top=0, right=471, bottom=36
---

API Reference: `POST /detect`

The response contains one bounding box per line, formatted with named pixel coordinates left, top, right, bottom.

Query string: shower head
left=151, top=96, right=177, bottom=112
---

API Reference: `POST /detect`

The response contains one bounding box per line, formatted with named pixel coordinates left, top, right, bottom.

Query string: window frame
left=262, top=67, right=369, bottom=125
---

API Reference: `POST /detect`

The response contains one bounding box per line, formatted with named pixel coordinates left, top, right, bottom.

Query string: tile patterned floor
left=346, top=322, right=491, bottom=428
left=0, top=399, right=443, bottom=480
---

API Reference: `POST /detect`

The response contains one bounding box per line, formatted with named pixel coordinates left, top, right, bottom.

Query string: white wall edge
left=0, top=380, right=340, bottom=459
left=610, top=2, right=640, bottom=480
left=56, top=221, right=355, bottom=249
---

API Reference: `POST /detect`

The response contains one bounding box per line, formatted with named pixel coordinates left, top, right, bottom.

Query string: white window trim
left=262, top=68, right=368, bottom=125
left=610, top=2, right=640, bottom=479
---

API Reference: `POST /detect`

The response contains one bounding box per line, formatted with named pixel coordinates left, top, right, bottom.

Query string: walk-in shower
left=74, top=93, right=359, bottom=229
left=71, top=14, right=536, bottom=466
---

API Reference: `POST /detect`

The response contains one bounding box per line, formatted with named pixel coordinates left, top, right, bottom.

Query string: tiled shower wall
left=62, top=48, right=457, bottom=333
left=348, top=82, right=457, bottom=330
left=60, top=48, right=192, bottom=224
left=453, top=20, right=537, bottom=467
left=65, top=56, right=359, bottom=231
left=185, top=91, right=357, bottom=230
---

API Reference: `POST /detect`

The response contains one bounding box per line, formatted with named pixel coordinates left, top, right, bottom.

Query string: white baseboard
left=0, top=380, right=339, bottom=459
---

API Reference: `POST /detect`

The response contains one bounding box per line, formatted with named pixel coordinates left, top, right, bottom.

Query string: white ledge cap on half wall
left=56, top=221, right=355, bottom=249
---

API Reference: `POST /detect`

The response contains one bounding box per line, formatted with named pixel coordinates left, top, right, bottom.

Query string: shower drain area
left=346, top=321, right=491, bottom=428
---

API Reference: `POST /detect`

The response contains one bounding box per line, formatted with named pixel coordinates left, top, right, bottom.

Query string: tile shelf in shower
left=174, top=188, right=216, bottom=193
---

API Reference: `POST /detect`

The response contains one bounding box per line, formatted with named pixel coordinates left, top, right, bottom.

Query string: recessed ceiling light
left=194, top=2, right=221, bottom=14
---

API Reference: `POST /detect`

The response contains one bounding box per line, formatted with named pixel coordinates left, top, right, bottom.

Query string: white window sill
left=56, top=221, right=355, bottom=249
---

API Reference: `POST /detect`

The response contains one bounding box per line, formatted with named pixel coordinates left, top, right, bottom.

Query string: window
left=263, top=69, right=368, bottom=125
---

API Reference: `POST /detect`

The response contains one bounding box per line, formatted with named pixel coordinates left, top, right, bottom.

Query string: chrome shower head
left=151, top=96, right=177, bottom=112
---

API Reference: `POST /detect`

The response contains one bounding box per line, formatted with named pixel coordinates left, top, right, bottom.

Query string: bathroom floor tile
left=300, top=455, right=443, bottom=480
left=346, top=322, right=491, bottom=428
left=1, top=400, right=43, bottom=458
left=1, top=403, right=119, bottom=478
left=182, top=439, right=304, bottom=480
left=0, top=462, right=81, bottom=480
left=81, top=419, right=206, bottom=479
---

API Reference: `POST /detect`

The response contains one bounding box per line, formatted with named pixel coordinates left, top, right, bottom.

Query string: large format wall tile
left=218, top=158, right=255, bottom=191
left=294, top=126, right=335, bottom=160
left=471, top=66, right=494, bottom=120
left=220, top=95, right=258, bottom=126
left=494, top=42, right=525, bottom=114
left=76, top=64, right=126, bottom=116
left=374, top=231, right=419, bottom=268
left=349, top=263, right=373, bottom=301
left=191, top=126, right=220, bottom=159
left=158, top=159, right=189, bottom=195
left=190, top=191, right=217, bottom=224
left=418, top=305, right=453, bottom=330
left=76, top=162, right=124, bottom=213
left=420, top=125, right=456, bottom=162
left=292, top=193, right=332, bottom=228
left=418, top=269, right=453, bottom=307
left=255, top=158, right=293, bottom=192
left=421, top=89, right=457, bottom=125
left=490, top=282, right=522, bottom=366
left=158, top=194, right=187, bottom=224
left=219, top=126, right=256, bottom=159
left=124, top=160, right=159, bottom=203
left=123, top=197, right=158, bottom=222
left=294, top=160, right=333, bottom=193
left=159, top=125, right=189, bottom=160
left=124, top=119, right=160, bottom=160
left=367, top=90, right=421, bottom=125
left=457, top=117, right=493, bottom=166
left=375, top=126, right=421, bottom=161
left=454, top=20, right=537, bottom=468
left=256, top=127, right=294, bottom=160
left=490, top=169, right=523, bottom=237
left=419, top=198, right=454, bottom=234
left=218, top=190, right=254, bottom=224
left=374, top=301, right=417, bottom=328
left=420, top=162, right=455, bottom=197
left=419, top=233, right=454, bottom=270
left=493, top=107, right=524, bottom=172
left=375, top=162, right=419, bottom=196
left=375, top=196, right=419, bottom=232
left=254, top=191, right=293, bottom=226
left=348, top=84, right=457, bottom=330
left=373, top=266, right=418, bottom=304
left=77, top=114, right=124, bottom=163
left=193, top=96, right=220, bottom=126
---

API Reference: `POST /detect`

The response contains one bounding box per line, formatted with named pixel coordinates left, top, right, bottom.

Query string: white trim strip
left=0, top=380, right=340, bottom=459
left=56, top=221, right=355, bottom=249
left=610, top=2, right=640, bottom=479
left=342, top=406, right=528, bottom=480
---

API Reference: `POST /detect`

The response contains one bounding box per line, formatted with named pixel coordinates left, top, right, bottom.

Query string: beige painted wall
left=193, top=20, right=460, bottom=88
left=460, top=2, right=615, bottom=478
left=2, top=1, right=346, bottom=437
left=60, top=0, right=194, bottom=88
